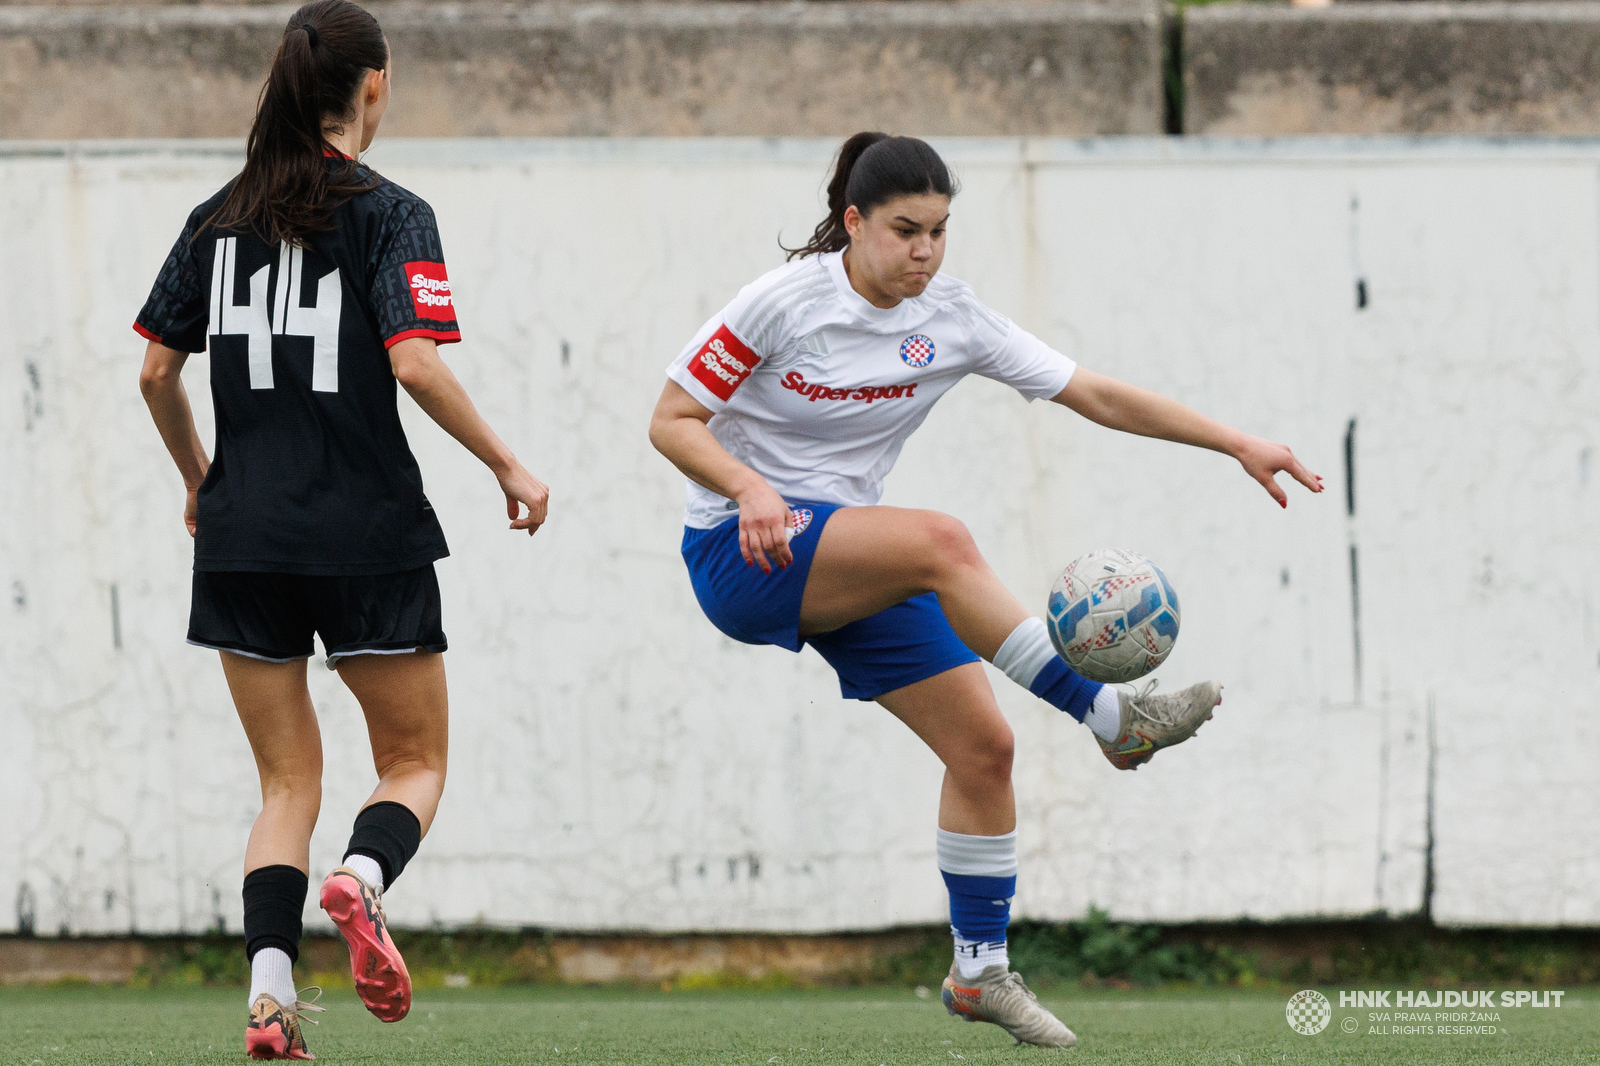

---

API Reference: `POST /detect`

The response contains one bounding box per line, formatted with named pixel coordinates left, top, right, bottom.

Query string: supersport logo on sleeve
left=405, top=261, right=453, bottom=320
left=687, top=325, right=760, bottom=401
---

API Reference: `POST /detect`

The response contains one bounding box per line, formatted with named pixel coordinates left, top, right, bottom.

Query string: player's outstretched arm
left=387, top=337, right=549, bottom=535
left=139, top=341, right=211, bottom=537
left=1052, top=367, right=1323, bottom=508
left=648, top=380, right=794, bottom=573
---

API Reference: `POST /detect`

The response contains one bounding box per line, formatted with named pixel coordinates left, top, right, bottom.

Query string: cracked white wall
left=1, top=138, right=1594, bottom=935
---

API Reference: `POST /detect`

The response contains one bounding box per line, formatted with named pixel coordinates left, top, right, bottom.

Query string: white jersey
left=667, top=250, right=1077, bottom=529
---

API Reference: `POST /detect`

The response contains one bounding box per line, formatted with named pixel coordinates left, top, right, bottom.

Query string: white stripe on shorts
left=323, top=645, right=427, bottom=671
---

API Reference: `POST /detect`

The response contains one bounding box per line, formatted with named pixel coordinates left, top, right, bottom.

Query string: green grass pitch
left=1, top=986, right=1594, bottom=1064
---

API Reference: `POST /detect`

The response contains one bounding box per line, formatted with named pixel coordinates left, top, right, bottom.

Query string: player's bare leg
left=802, top=506, right=1220, bottom=769
left=799, top=506, right=1027, bottom=655
left=339, top=652, right=449, bottom=832
left=225, top=654, right=324, bottom=874
left=877, top=663, right=1016, bottom=836
left=876, top=665, right=1074, bottom=1047
left=222, top=653, right=325, bottom=1059
left=318, top=651, right=448, bottom=1024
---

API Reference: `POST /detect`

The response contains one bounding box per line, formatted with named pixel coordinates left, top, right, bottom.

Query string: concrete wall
left=1185, top=2, right=1600, bottom=135
left=2, top=137, right=1597, bottom=938
left=18, top=2, right=1600, bottom=138
left=0, top=2, right=1166, bottom=139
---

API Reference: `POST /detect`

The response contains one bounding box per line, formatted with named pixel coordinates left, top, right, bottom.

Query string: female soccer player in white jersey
left=650, top=133, right=1322, bottom=1047
left=135, top=2, right=549, bottom=1057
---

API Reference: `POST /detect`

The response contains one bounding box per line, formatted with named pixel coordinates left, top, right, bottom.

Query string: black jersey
left=135, top=160, right=458, bottom=575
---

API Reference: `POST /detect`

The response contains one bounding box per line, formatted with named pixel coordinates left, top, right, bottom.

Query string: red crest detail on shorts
left=688, top=325, right=760, bottom=402
left=405, top=261, right=454, bottom=322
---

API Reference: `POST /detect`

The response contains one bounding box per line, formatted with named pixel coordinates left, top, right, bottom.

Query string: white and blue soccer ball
left=1047, top=548, right=1180, bottom=684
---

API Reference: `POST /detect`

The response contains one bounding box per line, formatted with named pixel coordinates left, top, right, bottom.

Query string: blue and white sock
left=992, top=617, right=1108, bottom=732
left=937, top=828, right=1017, bottom=979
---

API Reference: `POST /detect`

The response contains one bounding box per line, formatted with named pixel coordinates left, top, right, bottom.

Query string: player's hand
left=499, top=462, right=550, bottom=535
left=1234, top=434, right=1323, bottom=508
left=736, top=482, right=793, bottom=574
left=185, top=486, right=199, bottom=538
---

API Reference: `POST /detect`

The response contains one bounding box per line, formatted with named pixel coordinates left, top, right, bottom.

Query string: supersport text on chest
left=781, top=371, right=921, bottom=403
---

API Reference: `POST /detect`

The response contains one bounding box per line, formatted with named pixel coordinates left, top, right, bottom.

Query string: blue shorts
left=680, top=500, right=981, bottom=701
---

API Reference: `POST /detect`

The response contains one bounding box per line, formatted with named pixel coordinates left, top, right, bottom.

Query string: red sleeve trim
left=133, top=321, right=163, bottom=344
left=384, top=328, right=462, bottom=349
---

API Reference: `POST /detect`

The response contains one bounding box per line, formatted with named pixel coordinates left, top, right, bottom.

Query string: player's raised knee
left=920, top=511, right=983, bottom=576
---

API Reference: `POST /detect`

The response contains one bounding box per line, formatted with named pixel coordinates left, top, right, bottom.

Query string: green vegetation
left=1009, top=912, right=1253, bottom=986
left=873, top=912, right=1600, bottom=992
left=2, top=985, right=1594, bottom=1065
left=869, top=910, right=1246, bottom=988
left=111, top=915, right=1600, bottom=994
left=129, top=934, right=250, bottom=989
left=1280, top=922, right=1600, bottom=989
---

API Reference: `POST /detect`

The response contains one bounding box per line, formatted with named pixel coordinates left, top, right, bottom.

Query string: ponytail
left=785, top=132, right=958, bottom=260
left=208, top=0, right=389, bottom=247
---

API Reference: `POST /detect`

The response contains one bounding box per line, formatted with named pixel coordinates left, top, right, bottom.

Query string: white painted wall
left=1, top=137, right=1594, bottom=936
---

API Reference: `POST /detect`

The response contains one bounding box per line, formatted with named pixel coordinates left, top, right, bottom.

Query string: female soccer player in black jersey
left=135, top=2, right=548, bottom=1057
left=651, top=133, right=1322, bottom=1047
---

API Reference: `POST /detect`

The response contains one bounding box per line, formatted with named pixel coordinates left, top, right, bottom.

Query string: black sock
left=243, top=865, right=308, bottom=963
left=344, top=801, right=423, bottom=888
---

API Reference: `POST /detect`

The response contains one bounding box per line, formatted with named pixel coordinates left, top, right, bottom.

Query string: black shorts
left=188, top=565, right=447, bottom=668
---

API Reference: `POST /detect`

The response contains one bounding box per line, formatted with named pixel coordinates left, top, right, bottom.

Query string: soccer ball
left=1046, top=548, right=1181, bottom=684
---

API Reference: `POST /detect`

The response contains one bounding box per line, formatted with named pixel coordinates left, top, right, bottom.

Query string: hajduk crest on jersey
left=900, top=334, right=935, bottom=368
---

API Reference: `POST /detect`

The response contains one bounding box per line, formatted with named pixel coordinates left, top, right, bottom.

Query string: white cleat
left=1097, top=679, right=1222, bottom=771
left=941, top=963, right=1077, bottom=1048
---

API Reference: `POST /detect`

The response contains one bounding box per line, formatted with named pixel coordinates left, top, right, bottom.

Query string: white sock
left=1083, top=685, right=1123, bottom=743
left=953, top=935, right=1010, bottom=979
left=343, top=853, right=385, bottom=891
left=991, top=617, right=1057, bottom=691
left=248, top=947, right=296, bottom=1008
left=935, top=828, right=1019, bottom=878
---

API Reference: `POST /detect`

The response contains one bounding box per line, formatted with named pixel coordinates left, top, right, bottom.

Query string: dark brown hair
left=785, top=132, right=959, bottom=260
left=208, top=0, right=389, bottom=247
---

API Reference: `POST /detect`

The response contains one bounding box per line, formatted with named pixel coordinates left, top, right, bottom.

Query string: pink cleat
left=320, top=866, right=412, bottom=1022
left=245, top=989, right=322, bottom=1059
